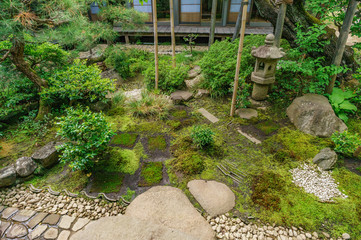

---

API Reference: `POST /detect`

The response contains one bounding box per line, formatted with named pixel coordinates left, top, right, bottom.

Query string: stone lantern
left=250, top=34, right=285, bottom=101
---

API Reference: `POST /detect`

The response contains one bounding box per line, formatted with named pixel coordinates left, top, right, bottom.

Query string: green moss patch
left=90, top=172, right=123, bottom=193
left=166, top=120, right=182, bottom=130
left=148, top=135, right=167, bottom=151
left=139, top=162, right=163, bottom=186
left=111, top=133, right=138, bottom=148
left=103, top=148, right=140, bottom=174
left=255, top=120, right=280, bottom=135
left=171, top=110, right=188, bottom=119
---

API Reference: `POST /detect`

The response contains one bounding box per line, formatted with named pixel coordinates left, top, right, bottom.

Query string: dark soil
left=343, top=158, right=361, bottom=176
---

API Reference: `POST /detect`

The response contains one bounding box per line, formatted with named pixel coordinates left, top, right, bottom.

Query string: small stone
left=44, top=227, right=59, bottom=239
left=322, top=232, right=330, bottom=238
left=342, top=233, right=350, bottom=239
left=235, top=108, right=258, bottom=120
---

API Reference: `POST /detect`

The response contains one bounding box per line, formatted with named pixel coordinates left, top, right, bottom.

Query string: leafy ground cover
left=139, top=162, right=163, bottom=187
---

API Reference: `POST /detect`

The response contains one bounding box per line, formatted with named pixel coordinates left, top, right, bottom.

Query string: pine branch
left=0, top=50, right=10, bottom=62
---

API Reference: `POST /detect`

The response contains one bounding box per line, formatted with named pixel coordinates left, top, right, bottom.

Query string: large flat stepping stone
left=171, top=91, right=193, bottom=103
left=1, top=207, right=18, bottom=219
left=12, top=209, right=36, bottom=222
left=237, top=128, right=262, bottom=145
left=29, top=224, right=48, bottom=239
left=187, top=180, right=235, bottom=217
left=198, top=108, right=219, bottom=123
left=235, top=108, right=258, bottom=120
left=27, top=212, right=48, bottom=229
left=6, top=223, right=28, bottom=238
left=125, top=186, right=215, bottom=240
left=43, top=214, right=61, bottom=225
left=70, top=215, right=198, bottom=240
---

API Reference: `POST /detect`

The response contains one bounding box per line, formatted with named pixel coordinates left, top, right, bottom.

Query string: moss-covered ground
left=111, top=133, right=138, bottom=148
left=148, top=135, right=167, bottom=151
left=139, top=162, right=163, bottom=187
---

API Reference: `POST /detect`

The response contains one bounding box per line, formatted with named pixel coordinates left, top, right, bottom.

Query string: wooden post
left=232, top=3, right=244, bottom=42
left=170, top=0, right=176, bottom=68
left=230, top=0, right=248, bottom=117
left=152, top=0, right=159, bottom=90
left=274, top=2, right=287, bottom=48
left=209, top=0, right=218, bottom=46
left=125, top=35, right=130, bottom=45
left=325, top=0, right=358, bottom=94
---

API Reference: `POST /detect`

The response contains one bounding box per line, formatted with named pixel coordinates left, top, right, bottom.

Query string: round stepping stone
left=44, top=227, right=59, bottom=239
left=6, top=223, right=28, bottom=238
left=187, top=180, right=235, bottom=217
left=235, top=108, right=258, bottom=119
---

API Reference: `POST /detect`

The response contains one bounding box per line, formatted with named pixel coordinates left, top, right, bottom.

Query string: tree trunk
left=10, top=40, right=50, bottom=120
left=170, top=0, right=176, bottom=67
left=152, top=0, right=159, bottom=89
left=253, top=0, right=358, bottom=71
left=209, top=0, right=218, bottom=46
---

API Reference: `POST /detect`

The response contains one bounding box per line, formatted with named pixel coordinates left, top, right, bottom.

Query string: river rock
left=313, top=148, right=338, bottom=170
left=188, top=65, right=201, bottom=79
left=15, top=157, right=37, bottom=177
left=187, top=180, right=235, bottom=217
left=185, top=74, right=204, bottom=89
left=125, top=186, right=215, bottom=240
left=32, top=141, right=62, bottom=168
left=287, top=94, right=347, bottom=137
left=0, top=165, right=16, bottom=187
left=171, top=91, right=193, bottom=104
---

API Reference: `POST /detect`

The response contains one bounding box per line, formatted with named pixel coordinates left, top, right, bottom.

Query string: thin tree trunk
left=170, top=0, right=176, bottom=67
left=232, top=3, right=244, bottom=41
left=230, top=0, right=248, bottom=117
left=209, top=0, right=218, bottom=46
left=10, top=40, right=50, bottom=120
left=152, top=0, right=159, bottom=89
left=274, top=3, right=287, bottom=48
left=325, top=0, right=358, bottom=94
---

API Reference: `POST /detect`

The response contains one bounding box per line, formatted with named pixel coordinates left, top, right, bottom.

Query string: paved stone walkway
left=0, top=206, right=92, bottom=240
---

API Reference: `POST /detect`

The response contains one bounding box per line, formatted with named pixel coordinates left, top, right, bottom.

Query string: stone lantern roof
left=251, top=34, right=286, bottom=60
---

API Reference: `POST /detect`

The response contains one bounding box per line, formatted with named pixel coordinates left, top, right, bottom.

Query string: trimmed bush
left=191, top=125, right=215, bottom=149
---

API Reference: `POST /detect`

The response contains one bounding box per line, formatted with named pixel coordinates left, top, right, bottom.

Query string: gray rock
left=187, top=180, right=235, bottom=217
left=6, top=223, right=28, bottom=238
left=32, top=142, right=62, bottom=168
left=235, top=108, right=258, bottom=120
left=188, top=65, right=201, bottom=79
left=185, top=74, right=204, bottom=89
left=342, top=233, right=351, bottom=239
left=313, top=148, right=338, bottom=170
left=170, top=91, right=193, bottom=103
left=287, top=94, right=347, bottom=137
left=88, top=99, right=112, bottom=112
left=195, top=89, right=210, bottom=98
left=125, top=186, right=215, bottom=240
left=101, top=69, right=122, bottom=86
left=15, top=157, right=37, bottom=177
left=0, top=165, right=16, bottom=187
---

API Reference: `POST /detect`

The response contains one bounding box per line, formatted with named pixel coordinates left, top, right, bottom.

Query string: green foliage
left=144, top=59, right=189, bottom=93
left=111, top=133, right=138, bottom=147
left=42, top=59, right=116, bottom=105
left=104, top=46, right=131, bottom=78
left=56, top=107, right=114, bottom=171
left=183, top=34, right=198, bottom=54
left=107, top=148, right=140, bottom=174
left=172, top=153, right=205, bottom=175
left=17, top=110, right=51, bottom=138
left=191, top=125, right=215, bottom=149
left=100, top=5, right=148, bottom=29
left=236, top=78, right=252, bottom=109
left=139, top=162, right=163, bottom=186
left=331, top=131, right=361, bottom=158
left=148, top=135, right=167, bottom=151
left=199, top=36, right=265, bottom=98
left=328, top=88, right=357, bottom=122
left=122, top=187, right=135, bottom=202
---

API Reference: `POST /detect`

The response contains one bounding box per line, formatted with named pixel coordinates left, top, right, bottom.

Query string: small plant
left=56, top=107, right=114, bottom=171
left=191, top=125, right=215, bottom=149
left=331, top=131, right=361, bottom=158
left=122, top=187, right=135, bottom=202
left=328, top=87, right=357, bottom=122
left=183, top=34, right=198, bottom=54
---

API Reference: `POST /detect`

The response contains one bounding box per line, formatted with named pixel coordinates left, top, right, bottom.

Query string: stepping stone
left=187, top=180, right=235, bottom=217
left=72, top=218, right=90, bottom=231
left=6, top=223, right=28, bottom=238
left=0, top=205, right=5, bottom=213
left=237, top=128, right=261, bottom=145
left=29, top=224, right=48, bottom=239
left=185, top=75, right=203, bottom=89
left=194, top=89, right=209, bottom=98
left=235, top=108, right=258, bottom=119
left=12, top=209, right=36, bottom=222
left=0, top=221, right=11, bottom=236
left=58, top=230, right=71, bottom=240
left=171, top=91, right=193, bottom=103
left=44, top=227, right=59, bottom=239
left=43, top=214, right=61, bottom=225
left=1, top=207, right=18, bottom=219
left=188, top=65, right=201, bottom=78
left=198, top=108, right=219, bottom=123
left=58, top=216, right=76, bottom=229
left=27, top=212, right=48, bottom=229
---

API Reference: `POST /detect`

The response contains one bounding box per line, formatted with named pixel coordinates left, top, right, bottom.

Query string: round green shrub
left=331, top=131, right=361, bottom=158
left=191, top=125, right=215, bottom=149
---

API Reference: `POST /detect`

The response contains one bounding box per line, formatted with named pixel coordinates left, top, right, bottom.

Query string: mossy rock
left=111, top=133, right=138, bottom=148
left=139, top=162, right=163, bottom=187
left=98, top=148, right=140, bottom=175
left=148, top=135, right=167, bottom=151
left=90, top=172, right=123, bottom=193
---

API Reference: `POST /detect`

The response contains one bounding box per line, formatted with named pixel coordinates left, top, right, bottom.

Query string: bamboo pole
left=274, top=3, right=287, bottom=48
left=230, top=0, right=248, bottom=117
left=209, top=0, right=218, bottom=46
left=232, top=3, right=244, bottom=41
left=152, top=0, right=159, bottom=90
left=170, top=0, right=176, bottom=67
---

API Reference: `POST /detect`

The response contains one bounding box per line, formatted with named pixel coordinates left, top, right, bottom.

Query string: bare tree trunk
left=209, top=0, right=218, bottom=46
left=253, top=0, right=358, bottom=71
left=170, top=0, right=176, bottom=67
left=152, top=0, right=159, bottom=89
left=10, top=40, right=50, bottom=120
left=232, top=4, right=244, bottom=41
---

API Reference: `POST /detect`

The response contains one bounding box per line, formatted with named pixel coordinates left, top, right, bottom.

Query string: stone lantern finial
left=265, top=34, right=274, bottom=46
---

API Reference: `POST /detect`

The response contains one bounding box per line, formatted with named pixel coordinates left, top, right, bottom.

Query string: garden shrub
left=191, top=125, right=215, bottom=149
left=108, top=148, right=140, bottom=174
left=331, top=131, right=361, bottom=158
left=56, top=107, right=114, bottom=171
left=42, top=59, right=116, bottom=105
left=144, top=59, right=189, bottom=93
left=104, top=45, right=132, bottom=78
left=199, top=35, right=266, bottom=98
left=328, top=87, right=357, bottom=122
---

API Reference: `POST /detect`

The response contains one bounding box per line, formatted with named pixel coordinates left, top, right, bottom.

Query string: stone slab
left=235, top=108, right=258, bottom=120
left=58, top=230, right=71, bottom=240
left=58, top=216, right=76, bottom=229
left=44, top=227, right=59, bottom=239
left=198, top=108, right=219, bottom=123
left=43, top=214, right=61, bottom=225
left=29, top=224, right=48, bottom=239
left=0, top=205, right=5, bottom=213
left=27, top=212, right=48, bottom=229
left=237, top=129, right=261, bottom=144
left=6, top=223, right=28, bottom=238
left=0, top=221, right=11, bottom=236
left=72, top=218, right=90, bottom=231
left=1, top=207, right=18, bottom=219
left=12, top=209, right=37, bottom=222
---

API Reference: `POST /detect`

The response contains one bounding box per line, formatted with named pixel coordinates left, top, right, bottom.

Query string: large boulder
left=125, top=186, right=215, bottom=240
left=0, top=165, right=16, bottom=188
left=70, top=215, right=198, bottom=240
left=15, top=157, right=37, bottom=177
left=313, top=148, right=338, bottom=170
left=32, top=142, right=63, bottom=168
left=187, top=180, right=235, bottom=217
left=286, top=94, right=347, bottom=137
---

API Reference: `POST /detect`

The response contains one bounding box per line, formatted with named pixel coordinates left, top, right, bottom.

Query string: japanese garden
left=1, top=0, right=361, bottom=239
